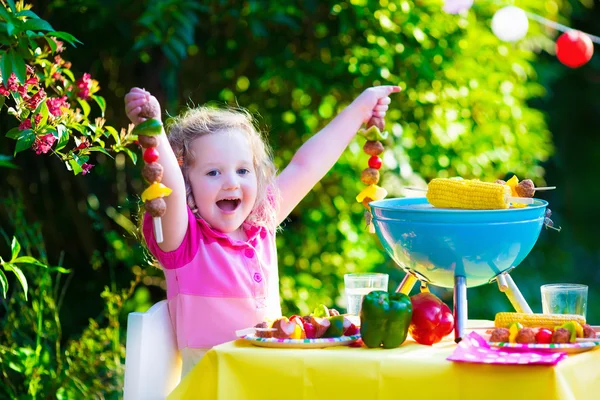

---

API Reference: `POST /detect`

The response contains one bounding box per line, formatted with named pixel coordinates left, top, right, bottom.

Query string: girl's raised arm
left=125, top=88, right=188, bottom=252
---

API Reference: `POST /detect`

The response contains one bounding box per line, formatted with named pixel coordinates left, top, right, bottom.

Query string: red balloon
left=556, top=30, right=594, bottom=68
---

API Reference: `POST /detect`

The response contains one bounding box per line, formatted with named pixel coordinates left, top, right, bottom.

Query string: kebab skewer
left=133, top=118, right=172, bottom=244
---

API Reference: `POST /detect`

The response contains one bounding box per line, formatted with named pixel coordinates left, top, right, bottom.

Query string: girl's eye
left=237, top=168, right=250, bottom=175
left=207, top=170, right=219, bottom=176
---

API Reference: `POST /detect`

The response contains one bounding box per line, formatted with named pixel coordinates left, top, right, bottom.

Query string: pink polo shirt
left=143, top=206, right=282, bottom=350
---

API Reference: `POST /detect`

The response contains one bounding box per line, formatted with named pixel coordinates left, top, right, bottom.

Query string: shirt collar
left=195, top=215, right=264, bottom=246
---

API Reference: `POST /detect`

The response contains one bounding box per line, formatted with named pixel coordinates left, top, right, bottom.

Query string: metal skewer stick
left=403, top=187, right=535, bottom=206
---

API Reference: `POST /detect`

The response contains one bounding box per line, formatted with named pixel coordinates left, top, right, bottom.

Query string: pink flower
left=31, top=133, right=57, bottom=155
left=81, top=163, right=94, bottom=175
left=75, top=137, right=90, bottom=150
left=7, top=73, right=18, bottom=92
left=52, top=72, right=64, bottom=83
left=0, top=84, right=9, bottom=96
left=17, top=85, right=27, bottom=97
left=51, top=38, right=64, bottom=53
left=76, top=73, right=92, bottom=99
left=25, top=88, right=46, bottom=109
left=25, top=76, right=39, bottom=86
left=18, top=119, right=32, bottom=131
left=26, top=65, right=35, bottom=77
left=47, top=95, right=69, bottom=117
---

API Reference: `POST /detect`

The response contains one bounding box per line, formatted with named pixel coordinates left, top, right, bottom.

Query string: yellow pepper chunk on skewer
left=141, top=182, right=173, bottom=202
left=356, top=184, right=388, bottom=203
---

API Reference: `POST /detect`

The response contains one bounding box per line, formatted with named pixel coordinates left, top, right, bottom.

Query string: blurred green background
left=1, top=0, right=599, bottom=397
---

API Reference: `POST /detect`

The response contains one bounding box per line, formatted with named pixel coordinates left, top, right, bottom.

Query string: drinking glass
left=541, top=283, right=588, bottom=318
left=344, top=273, right=389, bottom=316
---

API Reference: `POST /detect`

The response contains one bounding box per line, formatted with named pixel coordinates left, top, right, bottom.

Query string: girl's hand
left=124, top=87, right=162, bottom=125
left=351, top=85, right=401, bottom=124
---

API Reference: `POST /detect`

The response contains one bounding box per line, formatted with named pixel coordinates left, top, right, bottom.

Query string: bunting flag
left=443, top=0, right=598, bottom=68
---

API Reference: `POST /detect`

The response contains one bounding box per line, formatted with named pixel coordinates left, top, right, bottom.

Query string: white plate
left=239, top=334, right=361, bottom=349
left=488, top=340, right=600, bottom=354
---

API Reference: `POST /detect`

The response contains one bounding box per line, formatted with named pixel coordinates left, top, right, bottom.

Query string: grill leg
left=395, top=273, right=418, bottom=295
left=454, top=275, right=468, bottom=343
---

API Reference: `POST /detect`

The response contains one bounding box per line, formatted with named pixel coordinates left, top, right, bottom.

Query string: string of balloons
left=443, top=0, right=597, bottom=68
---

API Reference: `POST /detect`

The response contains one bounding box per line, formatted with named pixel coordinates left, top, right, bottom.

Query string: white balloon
left=491, top=6, right=529, bottom=42
left=443, top=0, right=474, bottom=15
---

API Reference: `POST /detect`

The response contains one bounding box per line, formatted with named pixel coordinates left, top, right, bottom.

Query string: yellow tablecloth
left=169, top=331, right=600, bottom=400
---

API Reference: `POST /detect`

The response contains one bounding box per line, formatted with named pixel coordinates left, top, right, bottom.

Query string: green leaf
left=10, top=236, right=21, bottom=261
left=48, top=266, right=70, bottom=274
left=13, top=256, right=48, bottom=268
left=6, top=20, right=16, bottom=36
left=0, top=154, right=18, bottom=169
left=14, top=129, right=35, bottom=155
left=92, top=95, right=106, bottom=117
left=49, top=31, right=81, bottom=46
left=3, top=263, right=28, bottom=300
left=123, top=148, right=137, bottom=165
left=37, top=100, right=49, bottom=127
left=22, top=18, right=54, bottom=32
left=62, top=68, right=75, bottom=82
left=6, top=0, right=16, bottom=12
left=68, top=158, right=83, bottom=175
left=55, top=124, right=69, bottom=151
left=0, top=52, right=13, bottom=83
left=0, top=7, right=11, bottom=21
left=16, top=10, right=41, bottom=19
left=105, top=126, right=120, bottom=144
left=4, top=49, right=27, bottom=83
left=44, top=36, right=57, bottom=52
left=0, top=268, right=7, bottom=298
left=0, top=95, right=4, bottom=110
left=132, top=118, right=163, bottom=136
left=77, top=98, right=91, bottom=118
left=5, top=127, right=21, bottom=139
left=88, top=146, right=114, bottom=158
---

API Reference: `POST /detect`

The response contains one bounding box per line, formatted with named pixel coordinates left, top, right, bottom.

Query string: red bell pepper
left=408, top=292, right=454, bottom=345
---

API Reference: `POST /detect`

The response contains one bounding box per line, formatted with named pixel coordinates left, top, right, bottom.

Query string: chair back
left=123, top=300, right=181, bottom=400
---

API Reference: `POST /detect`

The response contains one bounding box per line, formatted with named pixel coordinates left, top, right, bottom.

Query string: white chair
left=124, top=300, right=182, bottom=400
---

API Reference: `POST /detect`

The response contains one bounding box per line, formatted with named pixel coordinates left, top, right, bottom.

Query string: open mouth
left=216, top=198, right=241, bottom=212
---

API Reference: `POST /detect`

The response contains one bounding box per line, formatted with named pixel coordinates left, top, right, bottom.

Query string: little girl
left=125, top=85, right=400, bottom=376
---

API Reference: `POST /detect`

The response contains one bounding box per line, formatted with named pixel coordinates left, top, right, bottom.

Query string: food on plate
left=253, top=304, right=358, bottom=340
left=494, top=312, right=586, bottom=329
left=360, top=291, right=413, bottom=349
left=552, top=328, right=571, bottom=344
left=515, top=327, right=536, bottom=344
left=490, top=327, right=510, bottom=342
left=408, top=292, right=455, bottom=346
left=488, top=320, right=596, bottom=344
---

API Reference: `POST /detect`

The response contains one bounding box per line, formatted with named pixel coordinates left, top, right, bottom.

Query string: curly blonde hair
left=166, top=106, right=279, bottom=232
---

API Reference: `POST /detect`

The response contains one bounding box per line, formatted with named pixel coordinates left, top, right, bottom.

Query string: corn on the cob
left=426, top=178, right=512, bottom=210
left=494, top=312, right=586, bottom=329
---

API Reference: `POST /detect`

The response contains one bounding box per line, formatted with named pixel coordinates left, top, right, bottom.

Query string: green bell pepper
left=360, top=291, right=413, bottom=349
left=358, top=125, right=389, bottom=141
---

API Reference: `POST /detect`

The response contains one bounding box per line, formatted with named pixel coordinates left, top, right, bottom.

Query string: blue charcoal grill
left=369, top=197, right=548, bottom=342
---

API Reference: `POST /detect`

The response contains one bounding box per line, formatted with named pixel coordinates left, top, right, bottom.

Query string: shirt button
left=253, top=272, right=262, bottom=283
left=244, top=249, right=254, bottom=258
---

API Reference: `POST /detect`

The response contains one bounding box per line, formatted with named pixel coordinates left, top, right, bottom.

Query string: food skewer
left=356, top=117, right=389, bottom=233
left=134, top=118, right=172, bottom=244
left=405, top=179, right=535, bottom=209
